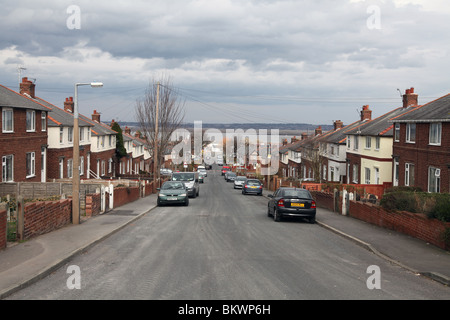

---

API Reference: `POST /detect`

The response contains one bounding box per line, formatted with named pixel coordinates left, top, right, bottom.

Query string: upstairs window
left=2, top=108, right=14, bottom=133
left=26, top=110, right=35, bottom=132
left=429, top=123, right=442, bottom=145
left=394, top=123, right=400, bottom=142
left=365, top=136, right=371, bottom=149
left=406, top=123, right=416, bottom=143
left=41, top=112, right=46, bottom=131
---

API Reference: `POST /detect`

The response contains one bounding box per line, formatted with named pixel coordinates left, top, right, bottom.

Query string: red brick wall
left=394, top=122, right=449, bottom=193
left=0, top=109, right=48, bottom=182
left=349, top=200, right=450, bottom=250
left=113, top=186, right=140, bottom=208
left=90, top=148, right=116, bottom=178
left=22, top=199, right=72, bottom=240
left=85, top=193, right=101, bottom=217
left=47, top=145, right=91, bottom=180
left=0, top=207, right=6, bottom=250
left=310, top=191, right=335, bottom=212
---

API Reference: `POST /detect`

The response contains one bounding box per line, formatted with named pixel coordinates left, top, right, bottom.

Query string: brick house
left=345, top=90, right=419, bottom=186
left=36, top=95, right=93, bottom=180
left=80, top=110, right=117, bottom=179
left=390, top=92, right=450, bottom=193
left=0, top=79, right=49, bottom=182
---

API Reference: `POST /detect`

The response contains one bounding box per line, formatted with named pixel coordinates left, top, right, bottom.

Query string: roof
left=0, top=85, right=51, bottom=112
left=322, top=120, right=365, bottom=144
left=346, top=106, right=417, bottom=137
left=79, top=114, right=117, bottom=136
left=34, top=97, right=93, bottom=128
left=390, top=93, right=450, bottom=123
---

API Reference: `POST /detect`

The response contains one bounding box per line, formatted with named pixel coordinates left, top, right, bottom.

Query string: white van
left=171, top=172, right=200, bottom=198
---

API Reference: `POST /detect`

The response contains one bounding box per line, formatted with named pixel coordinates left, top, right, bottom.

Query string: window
left=393, top=158, right=399, bottom=187
left=353, top=136, right=359, bottom=151
left=108, top=158, right=112, bottom=173
left=80, top=127, right=84, bottom=142
left=429, top=123, right=442, bottom=145
left=2, top=155, right=13, bottom=182
left=405, top=163, right=415, bottom=187
left=68, top=127, right=73, bottom=143
left=365, top=136, right=371, bottom=149
left=394, top=123, right=400, bottom=142
left=406, top=123, right=416, bottom=143
left=365, top=168, right=371, bottom=184
left=26, top=152, right=35, bottom=177
left=109, top=135, right=112, bottom=146
left=428, top=167, right=441, bottom=193
left=2, top=108, right=13, bottom=133
left=59, top=158, right=64, bottom=179
left=347, top=137, right=351, bottom=149
left=41, top=112, right=46, bottom=131
left=60, top=127, right=64, bottom=144
left=352, top=164, right=359, bottom=183
left=101, top=160, right=106, bottom=176
left=67, top=159, right=73, bottom=178
left=26, top=110, right=35, bottom=132
left=375, top=137, right=380, bottom=150
left=80, top=156, right=84, bottom=176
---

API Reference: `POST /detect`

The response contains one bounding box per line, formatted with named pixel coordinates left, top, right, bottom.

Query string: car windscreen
left=246, top=180, right=261, bottom=186
left=282, top=190, right=311, bottom=199
left=161, top=182, right=185, bottom=190
left=172, top=173, right=195, bottom=181
left=236, top=177, right=246, bottom=181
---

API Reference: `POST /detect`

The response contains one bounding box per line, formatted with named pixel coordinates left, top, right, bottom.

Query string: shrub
left=380, top=191, right=417, bottom=212
left=428, top=193, right=450, bottom=222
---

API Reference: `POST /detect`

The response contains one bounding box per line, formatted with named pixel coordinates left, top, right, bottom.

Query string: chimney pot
left=64, top=97, right=74, bottom=113
left=20, top=77, right=36, bottom=98
left=402, top=87, right=418, bottom=108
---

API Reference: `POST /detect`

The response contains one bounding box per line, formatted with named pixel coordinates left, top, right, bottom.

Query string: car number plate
left=167, top=197, right=178, bottom=201
left=291, top=203, right=305, bottom=207
left=250, top=186, right=257, bottom=188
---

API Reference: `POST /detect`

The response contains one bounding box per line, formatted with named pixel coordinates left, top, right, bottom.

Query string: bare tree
left=135, top=76, right=185, bottom=186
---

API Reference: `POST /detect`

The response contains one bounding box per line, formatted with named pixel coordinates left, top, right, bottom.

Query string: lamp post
left=73, top=82, right=103, bottom=225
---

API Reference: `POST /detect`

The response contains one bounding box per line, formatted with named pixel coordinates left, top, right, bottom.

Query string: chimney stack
left=92, top=110, right=101, bottom=122
left=315, top=126, right=322, bottom=136
left=135, top=132, right=141, bottom=138
left=334, top=120, right=343, bottom=130
left=124, top=126, right=131, bottom=135
left=20, top=77, right=35, bottom=98
left=290, top=136, right=298, bottom=143
left=301, top=132, right=308, bottom=140
left=64, top=97, right=74, bottom=113
left=402, top=87, right=418, bottom=108
left=360, top=105, right=372, bottom=121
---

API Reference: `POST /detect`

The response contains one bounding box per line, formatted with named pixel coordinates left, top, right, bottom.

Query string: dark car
left=226, top=172, right=237, bottom=182
left=242, top=179, right=263, bottom=196
left=221, top=166, right=231, bottom=175
left=157, top=181, right=189, bottom=206
left=267, top=187, right=316, bottom=223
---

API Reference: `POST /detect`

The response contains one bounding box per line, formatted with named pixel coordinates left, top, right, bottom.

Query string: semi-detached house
left=390, top=92, right=450, bottom=193
left=0, top=79, right=49, bottom=182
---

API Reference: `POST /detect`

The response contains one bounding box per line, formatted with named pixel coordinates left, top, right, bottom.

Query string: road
left=6, top=168, right=450, bottom=300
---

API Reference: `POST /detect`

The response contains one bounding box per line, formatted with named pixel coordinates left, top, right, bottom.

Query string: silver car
left=233, top=176, right=247, bottom=189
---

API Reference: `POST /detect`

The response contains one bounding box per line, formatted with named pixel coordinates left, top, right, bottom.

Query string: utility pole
left=153, top=81, right=160, bottom=191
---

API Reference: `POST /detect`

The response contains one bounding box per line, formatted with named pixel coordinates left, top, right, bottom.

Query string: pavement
left=1, top=190, right=449, bottom=299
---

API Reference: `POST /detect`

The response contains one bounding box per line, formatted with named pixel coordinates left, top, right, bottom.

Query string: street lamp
left=72, top=82, right=103, bottom=225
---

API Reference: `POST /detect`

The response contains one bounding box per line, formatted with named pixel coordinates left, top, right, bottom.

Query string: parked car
left=160, top=168, right=173, bottom=176
left=233, top=176, right=247, bottom=189
left=242, top=179, right=263, bottom=196
left=171, top=172, right=200, bottom=198
left=157, top=181, right=189, bottom=206
left=226, top=172, right=237, bottom=182
left=221, top=166, right=231, bottom=175
left=197, top=165, right=207, bottom=177
left=267, top=187, right=316, bottom=223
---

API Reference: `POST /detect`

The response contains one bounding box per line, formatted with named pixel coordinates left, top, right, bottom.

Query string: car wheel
left=273, top=209, right=281, bottom=222
left=309, top=217, right=316, bottom=224
left=184, top=199, right=189, bottom=206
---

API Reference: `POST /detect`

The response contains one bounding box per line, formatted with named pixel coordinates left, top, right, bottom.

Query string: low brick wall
left=349, top=200, right=450, bottom=250
left=113, top=186, right=140, bottom=208
left=0, top=206, right=6, bottom=250
left=23, top=199, right=72, bottom=240
left=85, top=193, right=101, bottom=217
left=310, top=191, right=336, bottom=212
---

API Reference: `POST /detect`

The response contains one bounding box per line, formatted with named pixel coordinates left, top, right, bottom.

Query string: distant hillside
left=114, top=122, right=333, bottom=134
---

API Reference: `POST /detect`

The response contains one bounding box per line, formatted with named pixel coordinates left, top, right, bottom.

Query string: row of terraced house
left=279, top=88, right=450, bottom=194
left=1, top=77, right=152, bottom=184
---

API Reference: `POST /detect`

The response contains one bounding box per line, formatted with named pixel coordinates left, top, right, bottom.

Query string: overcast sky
left=1, top=0, right=449, bottom=126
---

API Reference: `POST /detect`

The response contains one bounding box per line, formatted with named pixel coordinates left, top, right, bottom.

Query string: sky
left=1, top=0, right=449, bottom=126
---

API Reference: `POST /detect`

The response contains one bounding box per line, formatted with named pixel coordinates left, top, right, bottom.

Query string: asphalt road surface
left=7, top=169, right=450, bottom=300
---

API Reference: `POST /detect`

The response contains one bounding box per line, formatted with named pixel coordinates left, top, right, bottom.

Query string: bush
left=428, top=193, right=450, bottom=222
left=381, top=190, right=450, bottom=222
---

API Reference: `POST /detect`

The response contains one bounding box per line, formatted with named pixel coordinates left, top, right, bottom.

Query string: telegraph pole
left=153, top=81, right=160, bottom=190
